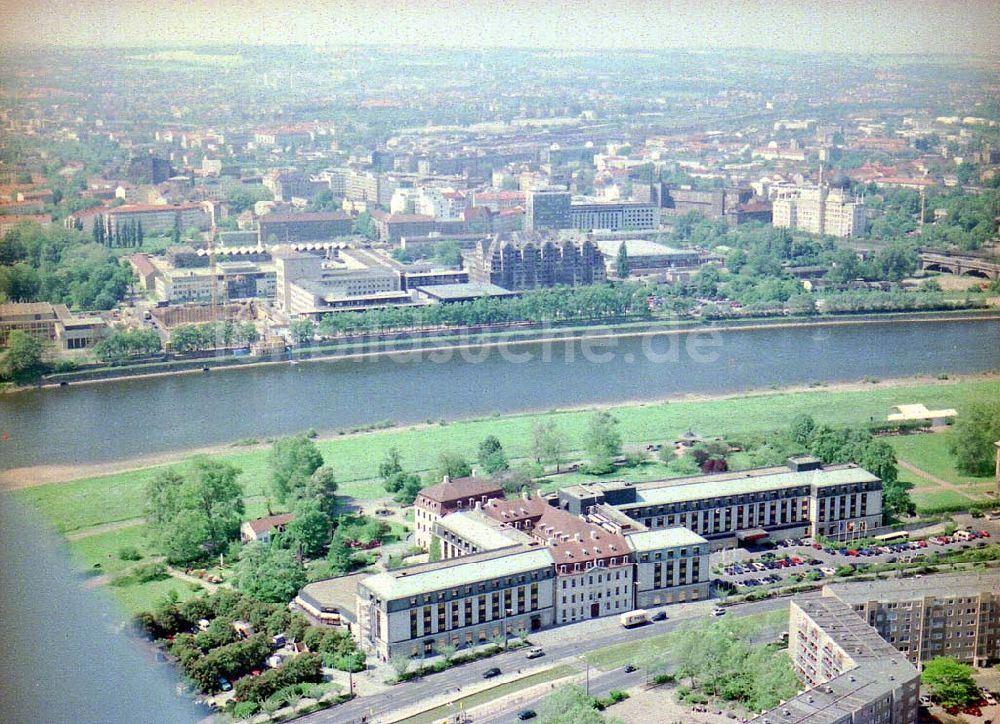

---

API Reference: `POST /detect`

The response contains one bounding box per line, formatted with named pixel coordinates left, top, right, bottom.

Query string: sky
left=1, top=0, right=998, bottom=56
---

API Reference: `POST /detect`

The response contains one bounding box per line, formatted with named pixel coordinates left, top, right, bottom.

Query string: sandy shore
left=2, top=369, right=997, bottom=492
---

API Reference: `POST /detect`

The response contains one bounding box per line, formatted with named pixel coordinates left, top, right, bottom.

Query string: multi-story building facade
left=772, top=186, right=866, bottom=238
left=0, top=302, right=106, bottom=350
left=525, top=189, right=571, bottom=231
left=825, top=573, right=1000, bottom=667
left=258, top=212, right=353, bottom=244
left=355, top=544, right=557, bottom=661
left=568, top=201, right=659, bottom=232
left=102, top=203, right=212, bottom=236
left=433, top=491, right=711, bottom=623
left=557, top=457, right=883, bottom=547
left=753, top=596, right=920, bottom=723
left=465, top=233, right=606, bottom=290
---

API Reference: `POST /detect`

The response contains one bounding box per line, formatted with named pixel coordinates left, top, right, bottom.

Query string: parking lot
left=710, top=529, right=994, bottom=592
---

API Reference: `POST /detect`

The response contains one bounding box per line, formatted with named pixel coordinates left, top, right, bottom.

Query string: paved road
left=300, top=596, right=793, bottom=724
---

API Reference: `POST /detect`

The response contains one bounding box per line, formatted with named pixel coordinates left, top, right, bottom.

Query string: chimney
left=474, top=500, right=482, bottom=511
left=442, top=474, right=450, bottom=484
left=522, top=489, right=531, bottom=500
left=574, top=533, right=582, bottom=542
left=590, top=530, right=599, bottom=540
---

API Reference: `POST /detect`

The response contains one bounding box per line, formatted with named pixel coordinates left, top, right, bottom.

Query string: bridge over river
left=919, top=249, right=1000, bottom=280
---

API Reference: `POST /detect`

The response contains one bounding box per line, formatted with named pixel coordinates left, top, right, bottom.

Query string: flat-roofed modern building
left=627, top=527, right=710, bottom=608
left=824, top=572, right=1000, bottom=667
left=592, top=237, right=701, bottom=275
left=355, top=544, right=556, bottom=661
left=557, top=458, right=883, bottom=547
left=752, top=596, right=920, bottom=723
left=434, top=510, right=534, bottom=559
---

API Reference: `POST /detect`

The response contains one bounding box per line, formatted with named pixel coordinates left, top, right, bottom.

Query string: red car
left=962, top=706, right=982, bottom=717
left=790, top=556, right=803, bottom=565
left=978, top=531, right=990, bottom=538
left=846, top=550, right=859, bottom=557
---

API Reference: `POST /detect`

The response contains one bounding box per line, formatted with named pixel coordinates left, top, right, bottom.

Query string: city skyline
left=2, top=0, right=999, bottom=56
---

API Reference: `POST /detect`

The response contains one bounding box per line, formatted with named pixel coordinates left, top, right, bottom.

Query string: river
left=1, top=318, right=998, bottom=471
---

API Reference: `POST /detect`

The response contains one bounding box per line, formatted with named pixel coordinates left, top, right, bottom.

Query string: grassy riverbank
left=10, top=374, right=1000, bottom=537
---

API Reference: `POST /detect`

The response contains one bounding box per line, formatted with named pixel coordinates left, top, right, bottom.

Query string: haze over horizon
left=2, top=0, right=999, bottom=57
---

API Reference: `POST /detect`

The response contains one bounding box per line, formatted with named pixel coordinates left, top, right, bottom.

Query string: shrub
left=653, top=673, right=676, bottom=685
left=118, top=546, right=142, bottom=561
left=111, top=562, right=169, bottom=587
left=231, top=701, right=260, bottom=720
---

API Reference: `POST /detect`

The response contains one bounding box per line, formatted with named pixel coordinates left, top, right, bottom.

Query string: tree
left=921, top=657, right=979, bottom=708
left=0, top=330, right=46, bottom=384
left=789, top=414, right=816, bottom=446
left=615, top=242, right=629, bottom=279
left=583, top=411, right=622, bottom=473
left=477, top=435, right=509, bottom=475
left=531, top=419, right=567, bottom=471
left=291, top=465, right=339, bottom=522
left=434, top=451, right=472, bottom=481
left=236, top=541, right=307, bottom=604
left=378, top=447, right=404, bottom=483
left=326, top=535, right=353, bottom=576
left=786, top=294, right=817, bottom=316
left=388, top=653, right=411, bottom=682
left=289, top=319, right=314, bottom=346
left=352, top=211, right=376, bottom=240
left=950, top=400, right=1000, bottom=476
left=431, top=240, right=463, bottom=268
left=284, top=499, right=331, bottom=558
left=269, top=435, right=324, bottom=504
left=537, top=684, right=603, bottom=724
left=145, top=458, right=245, bottom=564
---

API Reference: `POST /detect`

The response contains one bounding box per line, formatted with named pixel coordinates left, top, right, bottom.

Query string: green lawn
left=909, top=489, right=972, bottom=511
left=583, top=609, right=787, bottom=671
left=111, top=576, right=200, bottom=615
left=887, top=432, right=994, bottom=488
left=67, top=524, right=151, bottom=576
left=396, top=664, right=578, bottom=724
left=15, top=379, right=1000, bottom=536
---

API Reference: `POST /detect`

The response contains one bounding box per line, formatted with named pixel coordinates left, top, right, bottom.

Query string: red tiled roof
left=418, top=477, right=504, bottom=505
left=244, top=513, right=295, bottom=535
left=259, top=212, right=351, bottom=223
left=482, top=496, right=629, bottom=567
left=107, top=203, right=204, bottom=214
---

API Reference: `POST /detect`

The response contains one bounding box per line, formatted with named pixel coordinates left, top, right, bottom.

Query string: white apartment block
left=772, top=186, right=865, bottom=237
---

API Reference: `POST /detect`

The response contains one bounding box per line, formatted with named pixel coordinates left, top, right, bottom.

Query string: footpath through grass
left=886, top=431, right=995, bottom=490
left=395, top=664, right=578, bottom=724
left=16, top=379, right=1000, bottom=536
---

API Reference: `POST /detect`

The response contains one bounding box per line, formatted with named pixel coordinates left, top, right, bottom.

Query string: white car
left=820, top=567, right=837, bottom=577
left=712, top=607, right=726, bottom=616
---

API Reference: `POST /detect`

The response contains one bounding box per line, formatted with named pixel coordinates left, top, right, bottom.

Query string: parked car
left=624, top=664, right=638, bottom=673
left=713, top=607, right=727, bottom=616
left=217, top=677, right=232, bottom=692
left=518, top=710, right=537, bottom=720
left=526, top=648, right=545, bottom=659
left=482, top=667, right=502, bottom=679
left=651, top=611, right=667, bottom=621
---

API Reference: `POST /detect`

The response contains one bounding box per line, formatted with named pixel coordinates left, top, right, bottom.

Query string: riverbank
left=4, top=369, right=998, bottom=491
left=18, top=308, right=1000, bottom=392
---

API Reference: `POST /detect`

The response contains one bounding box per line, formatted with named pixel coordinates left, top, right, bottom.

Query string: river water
left=1, top=318, right=997, bottom=471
